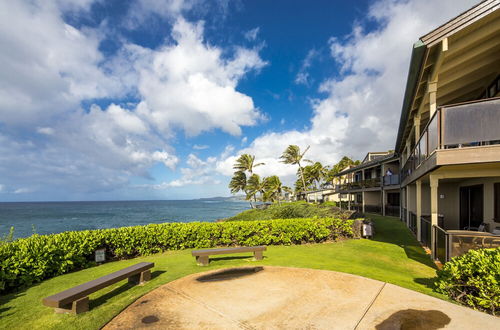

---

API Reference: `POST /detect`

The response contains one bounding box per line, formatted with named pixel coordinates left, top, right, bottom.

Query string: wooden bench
left=42, top=262, right=154, bottom=314
left=192, top=246, right=266, bottom=266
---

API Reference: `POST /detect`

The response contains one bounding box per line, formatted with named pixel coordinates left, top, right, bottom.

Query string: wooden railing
left=401, top=97, right=500, bottom=182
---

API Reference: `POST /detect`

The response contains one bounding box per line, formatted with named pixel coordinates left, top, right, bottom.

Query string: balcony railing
left=409, top=212, right=417, bottom=235
left=385, top=205, right=400, bottom=217
left=420, top=217, right=431, bottom=248
left=401, top=97, right=500, bottom=182
left=383, top=174, right=400, bottom=186
left=431, top=226, right=500, bottom=263
left=365, top=204, right=381, bottom=214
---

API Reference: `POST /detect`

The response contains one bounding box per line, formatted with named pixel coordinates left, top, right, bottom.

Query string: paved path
left=104, top=266, right=498, bottom=329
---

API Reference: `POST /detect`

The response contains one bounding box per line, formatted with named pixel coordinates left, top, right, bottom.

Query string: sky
left=0, top=0, right=479, bottom=201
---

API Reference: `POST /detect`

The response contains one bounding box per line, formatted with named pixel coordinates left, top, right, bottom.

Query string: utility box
left=362, top=222, right=374, bottom=239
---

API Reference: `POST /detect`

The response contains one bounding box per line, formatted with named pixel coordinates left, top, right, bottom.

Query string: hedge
left=0, top=217, right=354, bottom=293
left=434, top=247, right=500, bottom=315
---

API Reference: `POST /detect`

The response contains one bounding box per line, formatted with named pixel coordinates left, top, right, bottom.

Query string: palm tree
left=308, top=162, right=326, bottom=189
left=233, top=154, right=265, bottom=175
left=280, top=145, right=311, bottom=192
left=229, top=171, right=255, bottom=208
left=263, top=175, right=283, bottom=204
left=246, top=174, right=265, bottom=203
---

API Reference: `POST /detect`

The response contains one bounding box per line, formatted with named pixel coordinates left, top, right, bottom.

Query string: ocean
left=0, top=199, right=250, bottom=239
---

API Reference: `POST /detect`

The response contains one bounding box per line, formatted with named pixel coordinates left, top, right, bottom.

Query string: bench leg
left=55, top=296, right=89, bottom=314
left=196, top=255, right=209, bottom=266
left=128, top=270, right=151, bottom=285
left=254, top=251, right=263, bottom=260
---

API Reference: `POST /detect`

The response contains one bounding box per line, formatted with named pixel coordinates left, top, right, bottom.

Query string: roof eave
left=394, top=40, right=427, bottom=153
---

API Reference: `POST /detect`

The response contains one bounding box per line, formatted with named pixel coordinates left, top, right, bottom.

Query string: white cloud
left=217, top=0, right=478, bottom=187
left=125, top=0, right=199, bottom=28
left=134, top=18, right=267, bottom=136
left=0, top=2, right=266, bottom=199
left=143, top=153, right=221, bottom=189
left=295, top=48, right=319, bottom=86
left=193, top=144, right=209, bottom=150
left=14, top=187, right=35, bottom=194
left=37, top=127, right=55, bottom=135
left=244, top=27, right=260, bottom=41
left=0, top=1, right=126, bottom=127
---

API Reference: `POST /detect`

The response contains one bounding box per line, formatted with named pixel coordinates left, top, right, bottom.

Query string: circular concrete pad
left=104, top=267, right=498, bottom=329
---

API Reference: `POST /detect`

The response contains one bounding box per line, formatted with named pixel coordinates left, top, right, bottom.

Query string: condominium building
left=333, top=151, right=400, bottom=216
left=396, top=0, right=500, bottom=262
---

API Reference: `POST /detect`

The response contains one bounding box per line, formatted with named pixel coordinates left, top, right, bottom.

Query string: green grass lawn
left=0, top=214, right=441, bottom=330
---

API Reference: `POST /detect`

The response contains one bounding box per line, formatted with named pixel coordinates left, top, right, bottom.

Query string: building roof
left=394, top=0, right=500, bottom=152
left=336, top=152, right=398, bottom=176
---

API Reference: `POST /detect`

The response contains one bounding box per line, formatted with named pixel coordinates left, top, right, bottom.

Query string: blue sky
left=0, top=0, right=478, bottom=201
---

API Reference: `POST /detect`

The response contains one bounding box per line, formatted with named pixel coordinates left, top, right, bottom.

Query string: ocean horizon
left=0, top=198, right=250, bottom=239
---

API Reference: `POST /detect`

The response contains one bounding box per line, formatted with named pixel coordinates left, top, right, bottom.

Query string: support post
left=416, top=180, right=422, bottom=241
left=362, top=191, right=366, bottom=214
left=55, top=297, right=89, bottom=315
left=430, top=176, right=439, bottom=259
left=254, top=250, right=263, bottom=260
left=196, top=255, right=209, bottom=266
left=382, top=190, right=386, bottom=216
left=406, top=186, right=410, bottom=226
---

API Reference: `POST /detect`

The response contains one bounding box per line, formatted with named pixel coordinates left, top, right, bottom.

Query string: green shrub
left=434, top=248, right=500, bottom=315
left=0, top=217, right=353, bottom=293
left=225, top=201, right=349, bottom=221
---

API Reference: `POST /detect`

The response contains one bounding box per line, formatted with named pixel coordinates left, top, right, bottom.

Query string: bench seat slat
left=43, top=262, right=154, bottom=308
left=192, top=246, right=266, bottom=256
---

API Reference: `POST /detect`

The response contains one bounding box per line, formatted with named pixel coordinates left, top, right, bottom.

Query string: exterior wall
left=364, top=191, right=381, bottom=205
left=434, top=176, right=500, bottom=231
left=421, top=184, right=431, bottom=216
left=437, top=182, right=460, bottom=229
left=407, top=183, right=416, bottom=213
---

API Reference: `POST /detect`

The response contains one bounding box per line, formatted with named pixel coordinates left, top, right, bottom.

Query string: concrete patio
left=104, top=266, right=498, bottom=329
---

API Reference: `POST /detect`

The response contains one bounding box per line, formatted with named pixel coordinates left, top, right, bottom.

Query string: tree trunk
left=298, top=163, right=307, bottom=192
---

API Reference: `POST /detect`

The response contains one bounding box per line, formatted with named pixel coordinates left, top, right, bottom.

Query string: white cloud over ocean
left=0, top=0, right=265, bottom=200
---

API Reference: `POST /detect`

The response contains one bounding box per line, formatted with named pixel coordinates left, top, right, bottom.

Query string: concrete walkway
left=104, top=267, right=498, bottom=329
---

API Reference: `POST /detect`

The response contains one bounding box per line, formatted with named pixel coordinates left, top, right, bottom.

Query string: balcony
left=401, top=97, right=500, bottom=182
left=432, top=226, right=500, bottom=263
left=383, top=174, right=400, bottom=186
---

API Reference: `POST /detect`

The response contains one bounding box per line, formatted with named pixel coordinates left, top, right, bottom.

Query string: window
left=495, top=183, right=500, bottom=223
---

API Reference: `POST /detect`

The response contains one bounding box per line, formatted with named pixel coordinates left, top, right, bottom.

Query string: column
left=429, top=81, right=438, bottom=118
left=430, top=176, right=439, bottom=259
left=416, top=180, right=422, bottom=241
left=382, top=190, right=386, bottom=216
left=406, top=186, right=410, bottom=226
left=362, top=191, right=366, bottom=214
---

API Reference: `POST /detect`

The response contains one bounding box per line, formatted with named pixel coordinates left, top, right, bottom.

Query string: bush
left=225, top=201, right=350, bottom=221
left=0, top=217, right=353, bottom=293
left=434, top=248, right=500, bottom=315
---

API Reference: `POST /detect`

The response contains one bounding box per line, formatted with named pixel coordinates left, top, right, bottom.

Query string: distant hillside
left=197, top=195, right=246, bottom=202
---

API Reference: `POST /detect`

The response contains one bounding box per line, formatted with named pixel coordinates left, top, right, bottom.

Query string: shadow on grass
left=0, top=285, right=29, bottom=318
left=89, top=270, right=166, bottom=310
left=366, top=214, right=437, bottom=269
left=414, top=277, right=437, bottom=291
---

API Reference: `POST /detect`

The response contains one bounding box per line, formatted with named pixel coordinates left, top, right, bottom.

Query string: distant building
left=332, top=151, right=400, bottom=216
